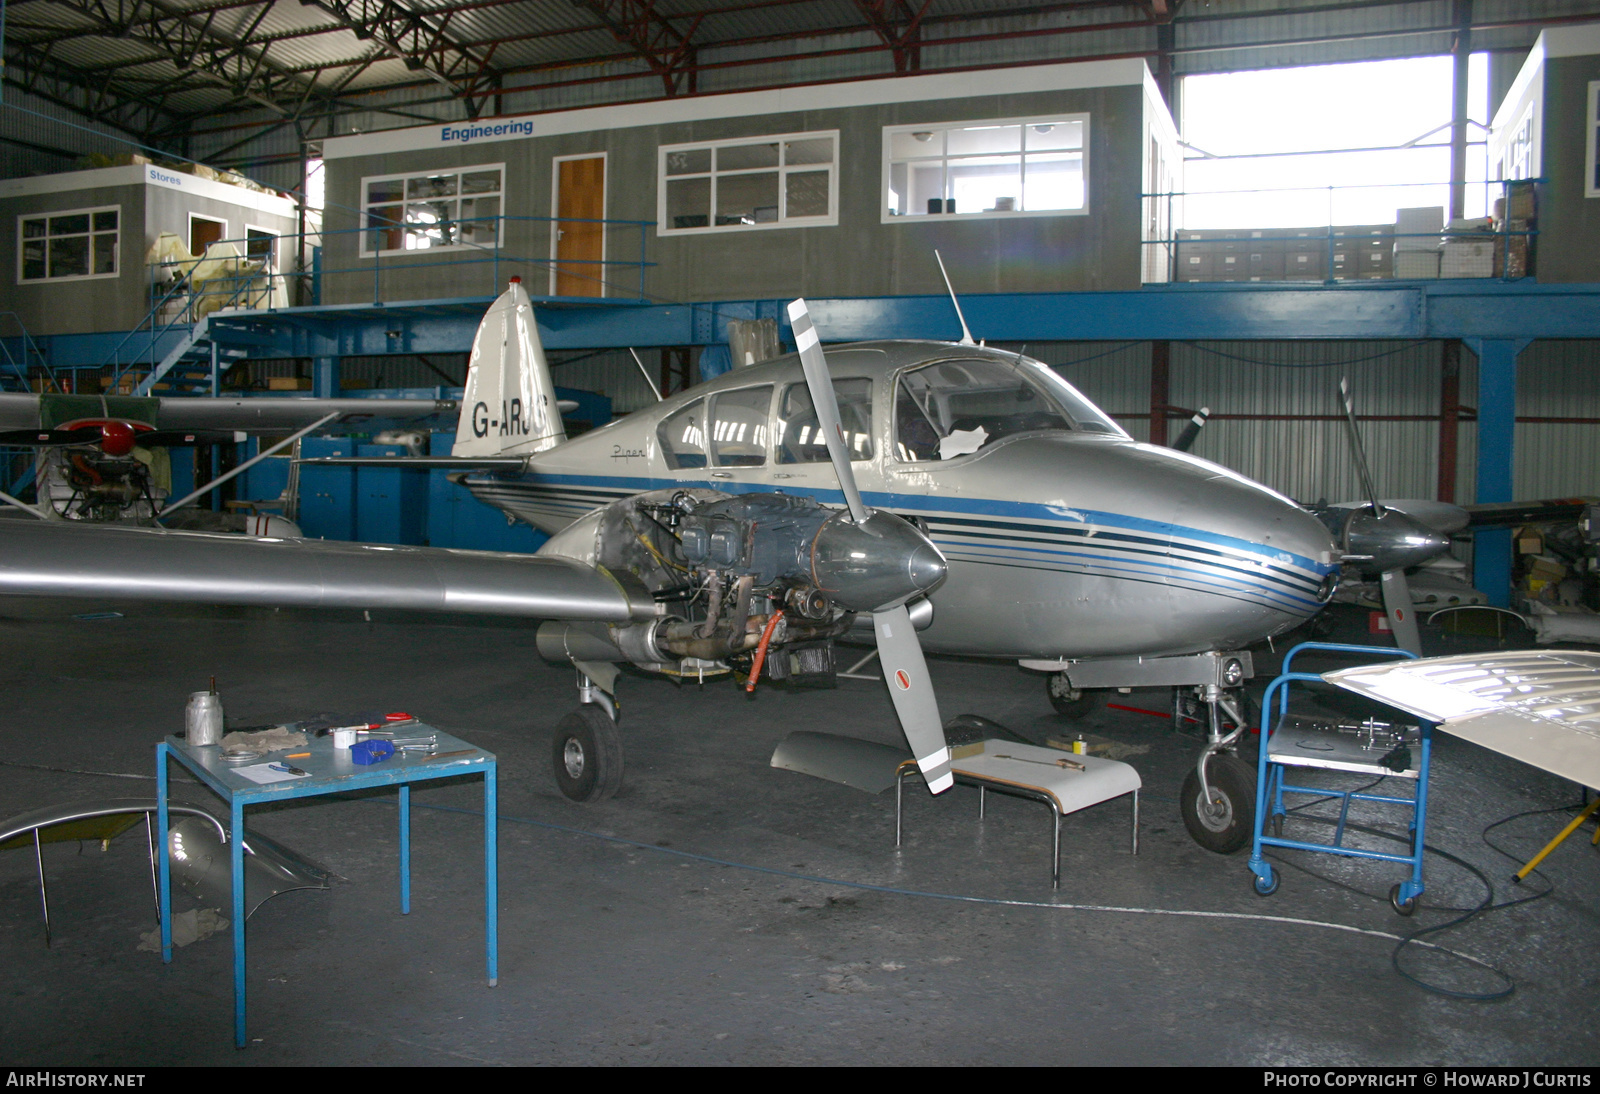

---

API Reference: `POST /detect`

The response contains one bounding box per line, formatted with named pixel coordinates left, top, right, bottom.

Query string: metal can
left=186, top=691, right=224, bottom=746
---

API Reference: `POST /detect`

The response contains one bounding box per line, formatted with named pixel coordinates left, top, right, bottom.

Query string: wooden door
left=555, top=156, right=605, bottom=297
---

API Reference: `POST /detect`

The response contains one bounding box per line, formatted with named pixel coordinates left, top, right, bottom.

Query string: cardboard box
left=1395, top=251, right=1440, bottom=279
left=1442, top=240, right=1494, bottom=278
left=1504, top=180, right=1537, bottom=221
left=267, top=376, right=313, bottom=391
left=1396, top=206, right=1444, bottom=251
left=1516, top=526, right=1544, bottom=555
left=1247, top=252, right=1286, bottom=279
left=100, top=375, right=137, bottom=395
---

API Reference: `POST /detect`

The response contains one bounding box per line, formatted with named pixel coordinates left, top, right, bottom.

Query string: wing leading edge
left=0, top=520, right=654, bottom=622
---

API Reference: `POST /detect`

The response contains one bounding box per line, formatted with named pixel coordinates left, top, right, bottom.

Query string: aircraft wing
left=0, top=393, right=455, bottom=436
left=152, top=397, right=456, bottom=433
left=1323, top=650, right=1600, bottom=789
left=0, top=520, right=654, bottom=622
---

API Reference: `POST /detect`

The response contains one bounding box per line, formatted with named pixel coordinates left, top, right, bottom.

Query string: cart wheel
left=1389, top=883, right=1418, bottom=917
left=1180, top=753, right=1256, bottom=854
left=1046, top=674, right=1098, bottom=719
left=552, top=704, right=624, bottom=803
left=1253, top=871, right=1279, bottom=897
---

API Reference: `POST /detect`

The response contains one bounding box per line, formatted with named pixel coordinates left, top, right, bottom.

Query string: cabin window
left=18, top=206, right=119, bottom=283
left=658, top=398, right=708, bottom=469
left=658, top=132, right=838, bottom=235
left=893, top=357, right=1122, bottom=462
left=777, top=378, right=873, bottom=464
left=709, top=386, right=773, bottom=467
left=361, top=164, right=504, bottom=256
left=882, top=115, right=1087, bottom=221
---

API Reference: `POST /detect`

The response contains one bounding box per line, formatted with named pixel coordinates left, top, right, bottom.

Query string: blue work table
left=156, top=725, right=498, bottom=1048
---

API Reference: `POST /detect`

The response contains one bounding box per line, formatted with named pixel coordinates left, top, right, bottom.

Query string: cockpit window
left=895, top=357, right=1121, bottom=462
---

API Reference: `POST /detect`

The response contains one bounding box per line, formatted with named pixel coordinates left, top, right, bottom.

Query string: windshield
left=894, top=356, right=1125, bottom=461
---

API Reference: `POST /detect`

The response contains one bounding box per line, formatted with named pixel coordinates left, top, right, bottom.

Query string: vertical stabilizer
left=452, top=279, right=566, bottom=457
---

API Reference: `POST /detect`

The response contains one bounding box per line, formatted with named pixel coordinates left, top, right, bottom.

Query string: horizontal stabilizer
left=0, top=520, right=652, bottom=621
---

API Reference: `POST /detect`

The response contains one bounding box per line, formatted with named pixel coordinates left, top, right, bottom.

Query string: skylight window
left=1178, top=55, right=1492, bottom=228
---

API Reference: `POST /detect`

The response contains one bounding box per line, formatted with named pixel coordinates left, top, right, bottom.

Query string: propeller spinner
left=787, top=298, right=955, bottom=794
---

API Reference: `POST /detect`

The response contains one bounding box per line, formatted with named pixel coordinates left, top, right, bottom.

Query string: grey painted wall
left=1, top=180, right=298, bottom=337
left=322, top=84, right=1145, bottom=307
left=1534, top=54, right=1600, bottom=283
left=2, top=182, right=147, bottom=336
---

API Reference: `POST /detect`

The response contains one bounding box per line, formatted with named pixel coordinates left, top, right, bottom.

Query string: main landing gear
left=552, top=671, right=624, bottom=803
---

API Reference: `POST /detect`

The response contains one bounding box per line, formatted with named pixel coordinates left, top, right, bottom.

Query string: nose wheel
left=1180, top=752, right=1255, bottom=854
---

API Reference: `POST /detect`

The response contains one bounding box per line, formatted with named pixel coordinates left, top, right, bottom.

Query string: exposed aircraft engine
left=539, top=487, right=946, bottom=686
left=39, top=446, right=165, bottom=523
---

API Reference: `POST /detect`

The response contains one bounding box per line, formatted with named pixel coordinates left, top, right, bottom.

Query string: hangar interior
left=2, top=0, right=1600, bottom=1067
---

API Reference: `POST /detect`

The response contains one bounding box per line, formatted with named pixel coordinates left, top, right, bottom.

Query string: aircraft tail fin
left=452, top=279, right=566, bottom=457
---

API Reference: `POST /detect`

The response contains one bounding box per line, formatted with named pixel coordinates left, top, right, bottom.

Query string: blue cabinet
left=296, top=437, right=355, bottom=540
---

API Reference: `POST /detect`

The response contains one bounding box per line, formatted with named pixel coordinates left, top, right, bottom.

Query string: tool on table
left=268, top=762, right=309, bottom=777
left=285, top=753, right=310, bottom=760
left=412, top=749, right=476, bottom=764
left=994, top=753, right=1085, bottom=772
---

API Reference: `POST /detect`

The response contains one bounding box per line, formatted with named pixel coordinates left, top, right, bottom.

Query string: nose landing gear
left=1177, top=685, right=1256, bottom=854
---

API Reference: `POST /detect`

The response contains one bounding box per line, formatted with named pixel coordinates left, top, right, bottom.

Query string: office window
left=659, top=132, right=838, bottom=235
left=1502, top=105, right=1535, bottom=184
left=883, top=115, right=1087, bottom=221
left=362, top=165, right=503, bottom=255
left=18, top=206, right=119, bottom=283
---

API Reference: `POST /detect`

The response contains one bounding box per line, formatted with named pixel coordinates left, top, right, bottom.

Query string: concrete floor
left=1, top=597, right=1597, bottom=1066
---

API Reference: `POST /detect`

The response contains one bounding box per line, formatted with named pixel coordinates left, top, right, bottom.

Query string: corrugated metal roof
left=8, top=0, right=1600, bottom=171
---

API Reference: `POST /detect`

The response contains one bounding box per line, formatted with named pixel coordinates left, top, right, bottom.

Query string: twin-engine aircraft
left=0, top=280, right=1451, bottom=850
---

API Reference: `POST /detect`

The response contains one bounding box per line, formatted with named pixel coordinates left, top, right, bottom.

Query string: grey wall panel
left=321, top=83, right=1146, bottom=308
left=1167, top=340, right=1444, bottom=505
left=0, top=88, right=142, bottom=179
left=1534, top=55, right=1600, bottom=283
left=1515, top=339, right=1600, bottom=498
left=0, top=182, right=147, bottom=336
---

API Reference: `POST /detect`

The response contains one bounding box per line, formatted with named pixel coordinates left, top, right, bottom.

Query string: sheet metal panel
left=1514, top=339, right=1600, bottom=500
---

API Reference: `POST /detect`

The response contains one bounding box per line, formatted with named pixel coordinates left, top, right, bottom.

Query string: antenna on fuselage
left=933, top=250, right=977, bottom=346
left=628, top=348, right=664, bottom=402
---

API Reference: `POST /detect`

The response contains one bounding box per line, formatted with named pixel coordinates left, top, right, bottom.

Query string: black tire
left=552, top=704, right=624, bottom=803
left=1047, top=674, right=1099, bottom=719
left=1180, top=753, right=1256, bottom=854
left=1253, top=871, right=1279, bottom=897
left=1389, top=883, right=1418, bottom=917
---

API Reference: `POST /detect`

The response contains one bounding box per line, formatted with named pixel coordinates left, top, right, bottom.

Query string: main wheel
left=552, top=704, right=624, bottom=803
left=1389, top=882, right=1418, bottom=917
left=1180, top=753, right=1256, bottom=854
left=1047, top=674, right=1099, bottom=719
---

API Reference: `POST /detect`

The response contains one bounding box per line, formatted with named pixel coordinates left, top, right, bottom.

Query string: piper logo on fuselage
left=471, top=399, right=530, bottom=438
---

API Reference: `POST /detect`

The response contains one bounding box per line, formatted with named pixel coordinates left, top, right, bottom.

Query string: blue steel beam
left=28, top=282, right=1600, bottom=366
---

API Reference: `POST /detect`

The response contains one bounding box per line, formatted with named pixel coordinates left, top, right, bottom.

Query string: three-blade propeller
left=787, top=298, right=954, bottom=794
left=1336, top=377, right=1459, bottom=656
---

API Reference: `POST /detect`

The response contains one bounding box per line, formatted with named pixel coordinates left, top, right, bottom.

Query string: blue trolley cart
left=1247, top=642, right=1433, bottom=914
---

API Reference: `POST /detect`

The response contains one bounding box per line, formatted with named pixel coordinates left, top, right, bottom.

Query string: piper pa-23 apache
left=0, top=280, right=1451, bottom=851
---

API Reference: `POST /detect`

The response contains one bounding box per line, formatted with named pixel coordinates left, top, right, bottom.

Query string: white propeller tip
left=926, top=772, right=954, bottom=794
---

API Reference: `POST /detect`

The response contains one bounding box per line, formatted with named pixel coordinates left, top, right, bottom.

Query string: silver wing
left=1324, top=650, right=1600, bottom=788
left=0, top=393, right=455, bottom=434
left=0, top=520, right=653, bottom=622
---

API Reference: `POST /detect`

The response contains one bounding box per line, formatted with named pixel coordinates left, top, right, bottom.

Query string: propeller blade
left=1337, top=377, right=1384, bottom=517
left=1380, top=568, right=1423, bottom=655
left=1171, top=406, right=1210, bottom=452
left=873, top=604, right=953, bottom=794
left=787, top=299, right=870, bottom=524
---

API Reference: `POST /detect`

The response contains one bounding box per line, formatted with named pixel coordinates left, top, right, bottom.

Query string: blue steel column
left=312, top=356, right=339, bottom=398
left=1465, top=338, right=1529, bottom=607
left=231, top=797, right=247, bottom=1048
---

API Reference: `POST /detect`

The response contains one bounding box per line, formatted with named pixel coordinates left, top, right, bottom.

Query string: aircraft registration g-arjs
left=0, top=280, right=1451, bottom=851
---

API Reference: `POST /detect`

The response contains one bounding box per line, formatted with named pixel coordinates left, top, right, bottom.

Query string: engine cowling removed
left=536, top=488, right=946, bottom=684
